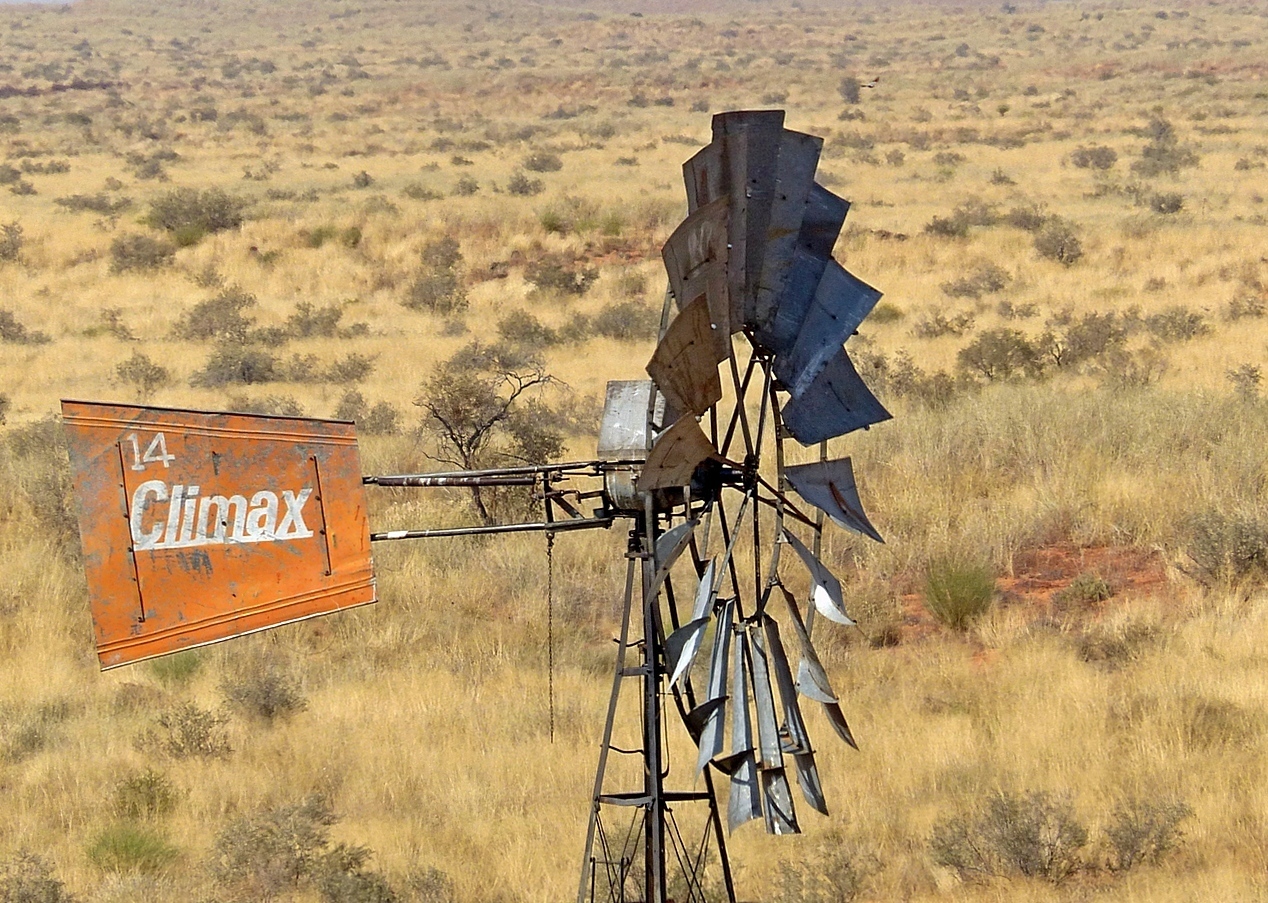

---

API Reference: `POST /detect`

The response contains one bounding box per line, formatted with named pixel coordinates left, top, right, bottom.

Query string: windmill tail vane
left=60, top=110, right=892, bottom=903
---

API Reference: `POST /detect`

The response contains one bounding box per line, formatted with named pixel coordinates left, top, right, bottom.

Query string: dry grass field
left=2, top=0, right=1268, bottom=900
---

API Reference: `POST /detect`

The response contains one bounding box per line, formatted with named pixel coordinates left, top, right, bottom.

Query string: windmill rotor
left=60, top=108, right=892, bottom=903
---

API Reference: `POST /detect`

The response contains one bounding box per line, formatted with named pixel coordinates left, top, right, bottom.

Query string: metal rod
left=363, top=460, right=623, bottom=486
left=371, top=516, right=613, bottom=542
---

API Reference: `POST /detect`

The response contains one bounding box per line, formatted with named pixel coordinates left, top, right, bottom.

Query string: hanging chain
left=547, top=530, right=555, bottom=744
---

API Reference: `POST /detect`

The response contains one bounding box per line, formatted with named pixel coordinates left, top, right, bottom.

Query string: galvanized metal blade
left=727, top=627, right=761, bottom=832
left=783, top=588, right=860, bottom=750
left=776, top=262, right=883, bottom=399
left=667, top=560, right=718, bottom=687
left=752, top=130, right=823, bottom=333
left=823, top=700, right=858, bottom=750
left=762, top=615, right=812, bottom=755
left=713, top=110, right=786, bottom=328
left=782, top=530, right=854, bottom=627
left=784, top=457, right=883, bottom=543
left=684, top=696, right=727, bottom=745
left=646, top=295, right=724, bottom=417
left=747, top=620, right=786, bottom=770
left=796, top=658, right=837, bottom=705
left=800, top=182, right=850, bottom=258
left=639, top=415, right=719, bottom=491
left=696, top=598, right=734, bottom=774
left=651, top=519, right=697, bottom=601
left=793, top=752, right=829, bottom=816
left=760, top=768, right=800, bottom=835
left=663, top=196, right=729, bottom=305
left=781, top=348, right=892, bottom=446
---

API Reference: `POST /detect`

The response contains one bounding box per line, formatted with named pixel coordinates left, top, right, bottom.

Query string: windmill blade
left=792, top=753, right=829, bottom=816
left=683, top=696, right=727, bottom=746
left=775, top=262, right=883, bottom=399
left=780, top=585, right=859, bottom=749
left=667, top=560, right=718, bottom=687
left=761, top=615, right=812, bottom=755
left=683, top=134, right=725, bottom=213
left=646, top=295, right=724, bottom=417
left=754, top=184, right=850, bottom=354
left=639, top=415, right=719, bottom=491
left=752, top=130, right=824, bottom=333
left=748, top=621, right=799, bottom=835
left=650, top=519, right=697, bottom=605
left=784, top=457, right=884, bottom=543
left=711, top=110, right=786, bottom=327
left=727, top=627, right=761, bottom=833
left=782, top=530, right=854, bottom=627
left=781, top=348, right=892, bottom=446
left=695, top=598, right=734, bottom=774
left=662, top=198, right=733, bottom=352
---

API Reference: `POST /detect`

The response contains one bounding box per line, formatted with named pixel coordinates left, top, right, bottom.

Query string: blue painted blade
left=785, top=457, right=884, bottom=543
left=754, top=184, right=850, bottom=354
left=781, top=349, right=892, bottom=445
left=752, top=130, right=823, bottom=332
left=774, top=262, right=883, bottom=399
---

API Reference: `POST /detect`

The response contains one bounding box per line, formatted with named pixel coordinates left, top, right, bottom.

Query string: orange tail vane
left=61, top=400, right=375, bottom=669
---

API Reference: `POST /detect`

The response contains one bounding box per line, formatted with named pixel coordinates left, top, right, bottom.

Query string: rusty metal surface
left=647, top=295, right=724, bottom=418
left=638, top=415, right=718, bottom=492
left=62, top=400, right=374, bottom=669
left=752, top=131, right=823, bottom=333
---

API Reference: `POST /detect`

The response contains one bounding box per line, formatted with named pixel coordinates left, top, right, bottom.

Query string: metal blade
left=781, top=348, right=892, bottom=446
left=684, top=696, right=727, bottom=745
left=800, top=182, right=849, bottom=258
left=782, top=530, right=854, bottom=627
left=760, top=768, right=800, bottom=835
left=728, top=627, right=761, bottom=832
left=793, top=752, right=829, bottom=816
left=775, top=261, right=883, bottom=399
left=713, top=110, right=786, bottom=328
left=667, top=559, right=717, bottom=687
left=781, top=587, right=859, bottom=750
left=696, top=598, right=734, bottom=773
left=796, top=658, right=837, bottom=705
left=784, top=457, right=884, bottom=543
left=747, top=620, right=785, bottom=770
left=823, top=700, right=859, bottom=750
left=762, top=615, right=812, bottom=755
left=683, top=138, right=725, bottom=212
left=639, top=415, right=718, bottom=491
left=752, top=130, right=823, bottom=333
left=646, top=294, right=724, bottom=417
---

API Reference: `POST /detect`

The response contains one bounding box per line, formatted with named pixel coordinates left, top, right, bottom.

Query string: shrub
left=1106, top=797, right=1192, bottom=871
left=402, top=182, right=442, bottom=201
left=912, top=312, right=975, bottom=339
left=0, top=309, right=50, bottom=344
left=523, top=151, right=563, bottom=172
left=497, top=310, right=559, bottom=349
left=1002, top=204, right=1048, bottom=231
left=284, top=301, right=343, bottom=338
left=115, top=352, right=171, bottom=399
left=923, top=214, right=969, bottom=238
left=1150, top=192, right=1184, bottom=214
left=1145, top=305, right=1209, bottom=342
left=404, top=238, right=467, bottom=314
left=109, top=233, right=176, bottom=273
left=173, top=285, right=257, bottom=341
left=1131, top=117, right=1199, bottom=177
left=1076, top=621, right=1158, bottom=667
left=1182, top=509, right=1268, bottom=585
left=0, top=394, right=9, bottom=426
left=87, top=824, right=180, bottom=874
left=1070, top=144, right=1118, bottom=169
left=923, top=557, right=994, bottom=630
left=54, top=193, right=133, bottom=215
left=113, top=768, right=180, bottom=821
left=1034, top=218, right=1083, bottom=265
left=957, top=328, right=1044, bottom=381
left=190, top=343, right=278, bottom=387
left=930, top=791, right=1087, bottom=883
left=941, top=264, right=1010, bottom=299
left=590, top=300, right=658, bottom=341
left=524, top=256, right=598, bottom=298
left=0, top=221, right=22, bottom=262
left=1226, top=294, right=1266, bottom=321
left=0, top=852, right=75, bottom=903
left=334, top=390, right=400, bottom=435
left=137, top=702, right=231, bottom=759
left=1054, top=572, right=1113, bottom=608
left=227, top=394, right=306, bottom=417
left=507, top=171, right=544, bottom=196
left=350, top=170, right=374, bottom=188
left=452, top=176, right=479, bottom=196
left=1091, top=347, right=1168, bottom=389
left=146, top=650, right=202, bottom=687
left=1040, top=311, right=1129, bottom=369
left=145, top=187, right=245, bottom=244
left=220, top=654, right=307, bottom=723
left=325, top=353, right=376, bottom=383
left=1227, top=363, right=1261, bottom=401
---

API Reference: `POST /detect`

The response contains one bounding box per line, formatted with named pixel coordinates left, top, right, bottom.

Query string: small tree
left=415, top=342, right=563, bottom=525
left=116, top=351, right=171, bottom=400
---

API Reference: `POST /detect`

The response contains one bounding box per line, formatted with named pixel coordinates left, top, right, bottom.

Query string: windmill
left=60, top=110, right=890, bottom=903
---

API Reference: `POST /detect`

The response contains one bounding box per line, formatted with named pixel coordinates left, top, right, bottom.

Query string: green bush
left=220, top=654, right=307, bottom=723
left=1182, top=509, right=1268, bottom=585
left=115, top=351, right=171, bottom=399
left=227, top=393, right=306, bottom=417
left=923, top=557, right=994, bottom=630
left=0, top=309, right=50, bottom=345
left=146, top=650, right=202, bottom=687
left=0, top=221, right=22, bottom=262
left=497, top=310, right=559, bottom=349
left=1145, top=305, right=1209, bottom=342
left=284, top=301, right=344, bottom=338
left=191, top=344, right=278, bottom=387
left=940, top=264, right=1010, bottom=299
left=590, top=300, right=658, bottom=341
left=1106, top=797, right=1192, bottom=871
left=913, top=311, right=975, bottom=338
left=54, top=193, right=133, bottom=215
left=957, top=328, right=1044, bottom=381
left=173, top=285, right=257, bottom=342
left=1054, top=572, right=1113, bottom=607
left=404, top=238, right=467, bottom=314
left=524, top=256, right=598, bottom=298
left=113, top=768, right=180, bottom=821
left=87, top=824, right=180, bottom=874
left=136, top=702, right=231, bottom=759
left=145, top=187, right=245, bottom=244
left=1039, top=311, right=1129, bottom=369
left=1131, top=117, right=1199, bottom=177
left=506, top=171, right=544, bottom=197
left=452, top=176, right=479, bottom=196
left=523, top=151, right=563, bottom=172
left=0, top=851, right=75, bottom=903
left=334, top=390, right=400, bottom=435
left=1070, top=144, right=1118, bottom=169
left=1034, top=218, right=1083, bottom=265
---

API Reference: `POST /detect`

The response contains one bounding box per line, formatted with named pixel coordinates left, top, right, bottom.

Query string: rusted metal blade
left=793, top=752, right=829, bottom=816
left=781, top=348, right=892, bottom=446
left=762, top=615, right=812, bottom=755
left=782, top=530, right=854, bottom=627
left=784, top=457, right=883, bottom=543
left=683, top=137, right=725, bottom=212
left=696, top=598, right=734, bottom=774
left=647, top=295, right=724, bottom=417
left=753, top=130, right=823, bottom=333
left=775, top=262, right=883, bottom=399
left=638, top=415, right=719, bottom=492
left=712, top=110, right=786, bottom=328
left=667, top=560, right=718, bottom=686
left=727, top=627, right=761, bottom=832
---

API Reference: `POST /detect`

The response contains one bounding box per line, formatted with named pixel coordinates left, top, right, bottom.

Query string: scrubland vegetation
left=2, top=0, right=1268, bottom=900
